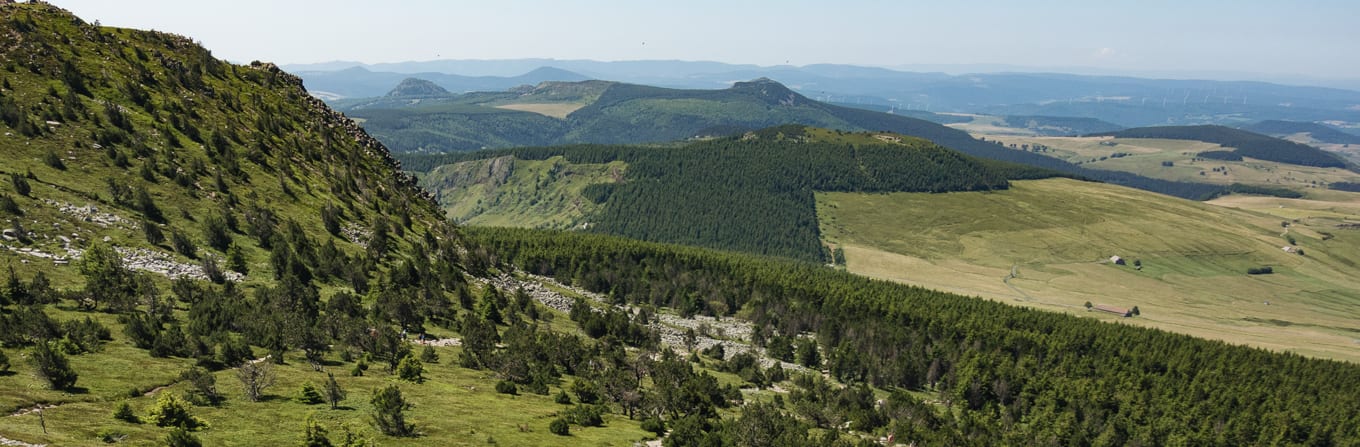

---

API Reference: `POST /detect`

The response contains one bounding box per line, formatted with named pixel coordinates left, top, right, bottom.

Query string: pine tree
left=324, top=372, right=346, bottom=410
left=145, top=393, right=202, bottom=429
left=396, top=355, right=423, bottom=383
left=297, top=381, right=325, bottom=405
left=369, top=384, right=415, bottom=437
left=30, top=341, right=78, bottom=390
left=10, top=172, right=30, bottom=196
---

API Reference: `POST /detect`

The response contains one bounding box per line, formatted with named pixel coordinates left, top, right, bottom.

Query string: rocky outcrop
left=479, top=272, right=807, bottom=372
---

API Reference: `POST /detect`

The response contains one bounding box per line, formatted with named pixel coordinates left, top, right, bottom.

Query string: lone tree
left=396, top=355, right=424, bottom=383
left=179, top=367, right=220, bottom=406
left=1084, top=301, right=1093, bottom=311
left=30, top=342, right=78, bottom=390
left=237, top=360, right=276, bottom=402
left=145, top=393, right=203, bottom=429
left=324, top=372, right=346, bottom=410
left=370, top=384, right=415, bottom=437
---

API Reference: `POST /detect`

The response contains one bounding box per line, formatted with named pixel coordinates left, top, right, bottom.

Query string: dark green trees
left=30, top=341, right=77, bottom=390
left=370, top=384, right=415, bottom=437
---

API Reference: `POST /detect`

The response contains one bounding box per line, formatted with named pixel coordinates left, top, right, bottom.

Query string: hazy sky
left=53, top=0, right=1360, bottom=80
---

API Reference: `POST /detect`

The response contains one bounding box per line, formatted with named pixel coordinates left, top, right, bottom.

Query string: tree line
left=472, top=227, right=1360, bottom=446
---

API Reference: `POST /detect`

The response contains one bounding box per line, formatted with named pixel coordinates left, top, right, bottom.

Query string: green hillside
left=0, top=4, right=719, bottom=446
left=423, top=155, right=626, bottom=229
left=475, top=227, right=1360, bottom=446
left=5, top=4, right=1360, bottom=447
left=373, top=79, right=1241, bottom=200
left=415, top=126, right=1057, bottom=262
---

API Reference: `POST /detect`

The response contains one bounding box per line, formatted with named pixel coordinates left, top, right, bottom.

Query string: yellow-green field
left=493, top=102, right=586, bottom=119
left=817, top=178, right=1360, bottom=362
left=982, top=135, right=1360, bottom=189
left=944, top=114, right=1038, bottom=135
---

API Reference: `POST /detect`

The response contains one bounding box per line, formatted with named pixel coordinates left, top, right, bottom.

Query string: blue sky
left=54, top=0, right=1360, bottom=80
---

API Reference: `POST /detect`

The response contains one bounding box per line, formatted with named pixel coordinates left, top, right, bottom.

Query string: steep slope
left=7, top=5, right=1359, bottom=447
left=3, top=6, right=1027, bottom=447
left=0, top=4, right=663, bottom=446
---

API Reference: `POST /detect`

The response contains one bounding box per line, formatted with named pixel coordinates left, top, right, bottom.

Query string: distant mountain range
left=294, top=65, right=590, bottom=98
left=288, top=59, right=1360, bottom=127
left=366, top=78, right=1232, bottom=200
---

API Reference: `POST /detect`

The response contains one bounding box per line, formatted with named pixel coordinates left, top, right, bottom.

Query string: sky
left=51, top=0, right=1360, bottom=82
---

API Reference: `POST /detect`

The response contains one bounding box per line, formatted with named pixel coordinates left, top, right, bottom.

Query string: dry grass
left=981, top=135, right=1360, bottom=189
left=818, top=178, right=1360, bottom=362
left=493, top=103, right=586, bottom=119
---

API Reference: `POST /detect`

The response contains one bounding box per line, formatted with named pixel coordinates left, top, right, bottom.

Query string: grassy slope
left=0, top=309, right=652, bottom=446
left=422, top=155, right=625, bottom=229
left=0, top=4, right=652, bottom=445
left=817, top=178, right=1360, bottom=362
left=983, top=135, right=1360, bottom=190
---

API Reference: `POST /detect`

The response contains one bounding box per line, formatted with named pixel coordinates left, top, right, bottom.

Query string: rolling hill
left=385, top=77, right=451, bottom=97
left=365, top=78, right=1234, bottom=199
left=1090, top=125, right=1351, bottom=169
left=817, top=178, right=1360, bottom=362
left=417, top=126, right=1057, bottom=262
left=1243, top=120, right=1360, bottom=145
left=293, top=65, right=590, bottom=99
left=289, top=59, right=1360, bottom=127
left=5, top=4, right=1360, bottom=447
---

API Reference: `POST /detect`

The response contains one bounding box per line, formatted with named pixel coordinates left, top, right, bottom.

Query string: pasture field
left=981, top=135, right=1360, bottom=189
left=493, top=102, right=587, bottom=119
left=817, top=178, right=1360, bottom=362
left=943, top=114, right=1035, bottom=135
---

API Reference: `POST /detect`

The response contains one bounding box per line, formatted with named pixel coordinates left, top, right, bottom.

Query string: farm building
left=1093, top=304, right=1132, bottom=317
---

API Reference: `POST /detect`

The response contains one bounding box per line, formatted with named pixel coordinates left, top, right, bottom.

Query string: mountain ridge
left=288, top=58, right=1360, bottom=126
